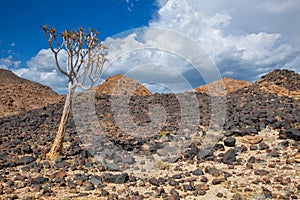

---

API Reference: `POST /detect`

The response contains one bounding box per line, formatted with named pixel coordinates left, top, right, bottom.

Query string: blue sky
left=1, top=0, right=300, bottom=94
left=0, top=0, right=158, bottom=65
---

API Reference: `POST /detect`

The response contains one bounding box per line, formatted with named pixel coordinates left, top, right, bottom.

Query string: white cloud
left=13, top=0, right=300, bottom=94
left=100, top=0, right=299, bottom=93
left=13, top=49, right=69, bottom=94
left=0, top=55, right=21, bottom=69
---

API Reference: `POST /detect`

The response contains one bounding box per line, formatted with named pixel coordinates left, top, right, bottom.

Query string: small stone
left=106, top=163, right=121, bottom=171
left=222, top=148, right=236, bottom=164
left=213, top=144, right=225, bottom=151
left=85, top=184, right=95, bottom=191
left=74, top=174, right=88, bottom=181
left=168, top=179, right=179, bottom=186
left=240, top=135, right=263, bottom=144
left=267, top=150, right=279, bottom=157
left=55, top=170, right=66, bottom=180
left=123, top=156, right=135, bottom=164
left=10, top=194, right=18, bottom=200
left=104, top=173, right=128, bottom=184
left=101, top=189, right=110, bottom=196
left=168, top=156, right=180, bottom=163
left=55, top=161, right=69, bottom=168
left=78, top=193, right=89, bottom=197
left=250, top=144, right=257, bottom=150
left=279, top=130, right=288, bottom=139
left=216, top=192, right=223, bottom=198
left=170, top=189, right=180, bottom=198
left=16, top=156, right=35, bottom=165
left=284, top=129, right=300, bottom=141
left=172, top=174, right=182, bottom=179
left=158, top=177, right=167, bottom=185
left=149, top=178, right=159, bottom=186
left=21, top=144, right=33, bottom=154
left=197, top=149, right=213, bottom=160
left=74, top=179, right=83, bottom=186
left=224, top=131, right=234, bottom=137
left=32, top=177, right=49, bottom=185
left=183, top=184, right=193, bottom=191
left=90, top=175, right=102, bottom=186
left=189, top=145, right=199, bottom=155
left=248, top=156, right=256, bottom=163
left=205, top=166, right=221, bottom=177
left=212, top=178, right=226, bottom=185
left=192, top=168, right=204, bottom=176
left=254, top=169, right=269, bottom=176
left=278, top=140, right=289, bottom=148
left=200, top=176, right=208, bottom=182
left=259, top=142, right=269, bottom=150
left=15, top=175, right=26, bottom=181
left=224, top=137, right=236, bottom=147
left=128, top=175, right=137, bottom=182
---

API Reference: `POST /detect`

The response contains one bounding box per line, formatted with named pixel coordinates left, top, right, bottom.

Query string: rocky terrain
left=256, top=69, right=300, bottom=100
left=194, top=78, right=252, bottom=95
left=93, top=74, right=152, bottom=96
left=0, top=69, right=299, bottom=199
left=0, top=69, right=61, bottom=118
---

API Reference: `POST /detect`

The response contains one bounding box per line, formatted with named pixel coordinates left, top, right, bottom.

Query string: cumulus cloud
left=102, top=0, right=300, bottom=92
left=0, top=55, right=21, bottom=69
left=14, top=0, right=300, bottom=93
left=13, top=49, right=68, bottom=94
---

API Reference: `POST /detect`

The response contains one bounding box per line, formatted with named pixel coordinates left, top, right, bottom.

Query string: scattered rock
left=222, top=148, right=236, bottom=164
left=197, top=149, right=213, bottom=160
left=254, top=169, right=270, bottom=176
left=258, top=142, right=269, bottom=150
left=192, top=168, right=204, bottom=176
left=90, top=175, right=102, bottom=186
left=224, top=137, right=236, bottom=147
left=248, top=156, right=256, bottom=163
left=85, top=183, right=95, bottom=191
left=16, top=156, right=35, bottom=165
left=149, top=178, right=160, bottom=187
left=103, top=173, right=129, bottom=184
left=240, top=135, right=263, bottom=144
left=212, top=178, right=226, bottom=185
left=31, top=177, right=49, bottom=185
left=168, top=179, right=179, bottom=186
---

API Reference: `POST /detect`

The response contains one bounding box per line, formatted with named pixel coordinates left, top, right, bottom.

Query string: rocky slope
left=0, top=69, right=61, bottom=118
left=194, top=78, right=252, bottom=96
left=93, top=74, right=152, bottom=96
left=0, top=69, right=299, bottom=199
left=256, top=69, right=300, bottom=100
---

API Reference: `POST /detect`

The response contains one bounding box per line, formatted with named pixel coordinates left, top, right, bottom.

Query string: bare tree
left=41, top=26, right=107, bottom=160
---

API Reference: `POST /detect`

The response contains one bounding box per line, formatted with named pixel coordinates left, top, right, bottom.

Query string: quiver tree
left=41, top=25, right=107, bottom=160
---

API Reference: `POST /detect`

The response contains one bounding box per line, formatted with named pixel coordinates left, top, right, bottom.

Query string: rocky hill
left=0, top=69, right=299, bottom=199
left=93, top=74, right=152, bottom=96
left=256, top=69, right=300, bottom=100
left=194, top=77, right=252, bottom=95
left=0, top=69, right=33, bottom=85
left=0, top=69, right=61, bottom=117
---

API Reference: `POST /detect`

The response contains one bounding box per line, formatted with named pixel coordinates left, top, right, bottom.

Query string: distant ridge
left=256, top=69, right=300, bottom=100
left=0, top=69, right=61, bottom=117
left=0, top=69, right=33, bottom=85
left=93, top=74, right=152, bottom=96
left=193, top=77, right=252, bottom=95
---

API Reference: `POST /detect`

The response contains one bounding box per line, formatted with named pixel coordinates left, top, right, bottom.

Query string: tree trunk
left=47, top=81, right=74, bottom=160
